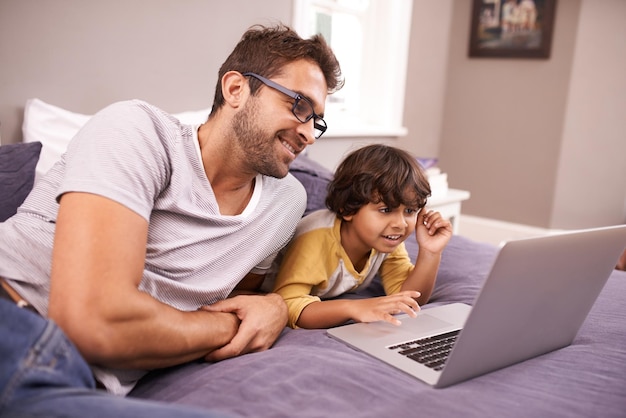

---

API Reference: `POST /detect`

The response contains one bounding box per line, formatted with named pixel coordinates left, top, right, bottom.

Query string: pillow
left=0, top=141, right=42, bottom=221
left=288, top=154, right=334, bottom=216
left=23, top=98, right=210, bottom=180
left=405, top=234, right=498, bottom=306
left=172, top=108, right=210, bottom=125
left=23, top=99, right=91, bottom=180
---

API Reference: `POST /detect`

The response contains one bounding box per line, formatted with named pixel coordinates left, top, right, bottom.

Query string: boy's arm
left=399, top=209, right=452, bottom=305
left=272, top=228, right=334, bottom=328
left=296, top=291, right=421, bottom=328
left=296, top=299, right=362, bottom=328
left=399, top=251, right=441, bottom=305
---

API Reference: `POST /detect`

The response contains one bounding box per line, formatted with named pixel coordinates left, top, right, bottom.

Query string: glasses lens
left=293, top=97, right=326, bottom=139
left=314, top=119, right=327, bottom=139
left=292, top=97, right=313, bottom=123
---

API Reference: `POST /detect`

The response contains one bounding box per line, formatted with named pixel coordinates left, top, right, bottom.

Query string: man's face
left=232, top=60, right=328, bottom=179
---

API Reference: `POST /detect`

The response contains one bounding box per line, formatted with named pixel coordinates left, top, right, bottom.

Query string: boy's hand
left=349, top=291, right=421, bottom=326
left=415, top=209, right=453, bottom=254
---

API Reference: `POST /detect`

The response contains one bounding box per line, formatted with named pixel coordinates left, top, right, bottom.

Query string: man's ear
left=221, top=71, right=248, bottom=108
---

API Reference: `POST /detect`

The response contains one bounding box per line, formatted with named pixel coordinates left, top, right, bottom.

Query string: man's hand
left=200, top=293, right=288, bottom=361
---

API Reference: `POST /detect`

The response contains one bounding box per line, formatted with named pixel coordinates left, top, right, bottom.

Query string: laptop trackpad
left=401, top=313, right=455, bottom=336
left=352, top=313, right=455, bottom=342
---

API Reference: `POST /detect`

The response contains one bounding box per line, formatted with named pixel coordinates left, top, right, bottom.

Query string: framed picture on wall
left=468, top=0, right=557, bottom=58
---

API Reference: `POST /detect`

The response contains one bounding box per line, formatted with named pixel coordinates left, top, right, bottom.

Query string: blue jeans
left=0, top=299, right=230, bottom=418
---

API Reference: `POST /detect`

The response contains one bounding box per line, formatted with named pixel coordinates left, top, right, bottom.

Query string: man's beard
left=231, top=98, right=291, bottom=179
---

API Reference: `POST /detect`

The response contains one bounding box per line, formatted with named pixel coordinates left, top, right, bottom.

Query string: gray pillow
left=0, top=141, right=42, bottom=221
left=289, top=154, right=333, bottom=216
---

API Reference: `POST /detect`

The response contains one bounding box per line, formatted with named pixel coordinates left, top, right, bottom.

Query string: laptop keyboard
left=388, top=329, right=460, bottom=371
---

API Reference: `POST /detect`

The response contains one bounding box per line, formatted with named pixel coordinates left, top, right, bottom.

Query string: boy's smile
left=340, top=202, right=418, bottom=265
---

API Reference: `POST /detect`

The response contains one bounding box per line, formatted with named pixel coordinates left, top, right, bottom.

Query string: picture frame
left=468, top=0, right=557, bottom=59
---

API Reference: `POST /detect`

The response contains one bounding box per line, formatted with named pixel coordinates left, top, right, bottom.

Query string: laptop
left=327, top=225, right=626, bottom=388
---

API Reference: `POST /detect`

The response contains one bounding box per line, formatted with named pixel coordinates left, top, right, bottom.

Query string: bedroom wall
left=0, top=0, right=291, bottom=142
left=1, top=0, right=624, bottom=231
left=436, top=0, right=626, bottom=230
left=549, top=0, right=626, bottom=229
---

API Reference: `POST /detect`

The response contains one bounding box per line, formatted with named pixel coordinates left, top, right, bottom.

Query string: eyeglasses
left=243, top=72, right=327, bottom=139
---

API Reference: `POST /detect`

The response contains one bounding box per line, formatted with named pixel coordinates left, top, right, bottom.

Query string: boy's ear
left=342, top=214, right=353, bottom=222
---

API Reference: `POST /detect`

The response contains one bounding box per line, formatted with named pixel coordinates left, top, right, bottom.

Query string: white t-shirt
left=0, top=100, right=306, bottom=394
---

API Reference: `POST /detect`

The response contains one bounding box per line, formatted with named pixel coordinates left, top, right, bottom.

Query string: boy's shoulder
left=296, top=209, right=337, bottom=236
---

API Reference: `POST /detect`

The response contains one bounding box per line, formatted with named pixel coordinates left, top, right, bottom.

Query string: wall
left=436, top=0, right=626, bottom=229
left=438, top=0, right=578, bottom=228
left=0, top=0, right=291, bottom=142
left=550, top=0, right=626, bottom=229
left=399, top=0, right=454, bottom=159
left=1, top=0, right=624, bottom=230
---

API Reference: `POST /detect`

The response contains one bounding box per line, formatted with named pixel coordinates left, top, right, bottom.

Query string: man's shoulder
left=101, top=100, right=173, bottom=122
left=91, top=101, right=184, bottom=147
left=259, top=173, right=307, bottom=219
left=105, top=99, right=159, bottom=111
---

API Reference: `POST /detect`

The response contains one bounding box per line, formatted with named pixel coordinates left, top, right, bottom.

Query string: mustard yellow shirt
left=272, top=209, right=414, bottom=328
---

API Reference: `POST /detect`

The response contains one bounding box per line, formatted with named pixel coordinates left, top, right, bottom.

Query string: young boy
left=272, top=144, right=453, bottom=329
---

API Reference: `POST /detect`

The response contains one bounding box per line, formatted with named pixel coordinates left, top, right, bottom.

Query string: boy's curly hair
left=326, top=144, right=431, bottom=218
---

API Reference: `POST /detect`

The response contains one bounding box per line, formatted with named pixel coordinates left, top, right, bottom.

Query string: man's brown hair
left=211, top=24, right=344, bottom=113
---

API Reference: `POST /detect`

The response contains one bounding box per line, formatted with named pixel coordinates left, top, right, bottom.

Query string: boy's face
left=342, top=201, right=419, bottom=254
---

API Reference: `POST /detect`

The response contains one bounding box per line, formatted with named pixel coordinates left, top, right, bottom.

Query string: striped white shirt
left=0, top=100, right=306, bottom=394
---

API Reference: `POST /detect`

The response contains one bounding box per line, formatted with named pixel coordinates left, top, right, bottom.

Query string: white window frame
left=292, top=0, right=412, bottom=138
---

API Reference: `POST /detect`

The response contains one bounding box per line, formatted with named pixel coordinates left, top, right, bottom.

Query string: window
left=293, top=0, right=412, bottom=138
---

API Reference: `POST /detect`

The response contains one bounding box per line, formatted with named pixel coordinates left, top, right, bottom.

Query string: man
left=0, top=298, right=231, bottom=418
left=0, top=22, right=343, bottom=411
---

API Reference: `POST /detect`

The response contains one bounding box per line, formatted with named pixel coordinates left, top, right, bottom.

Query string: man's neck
left=197, top=120, right=258, bottom=215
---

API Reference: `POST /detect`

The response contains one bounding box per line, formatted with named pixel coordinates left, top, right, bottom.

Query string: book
left=417, top=158, right=448, bottom=199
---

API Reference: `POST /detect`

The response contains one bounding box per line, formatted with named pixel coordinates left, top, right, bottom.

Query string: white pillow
left=23, top=98, right=210, bottom=180
left=23, top=98, right=91, bottom=180
left=171, top=108, right=210, bottom=125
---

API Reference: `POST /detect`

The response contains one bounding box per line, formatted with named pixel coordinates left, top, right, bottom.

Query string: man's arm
left=201, top=292, right=288, bottom=361
left=48, top=192, right=240, bottom=369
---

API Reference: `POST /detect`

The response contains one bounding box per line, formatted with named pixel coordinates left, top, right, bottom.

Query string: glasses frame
left=242, top=72, right=327, bottom=139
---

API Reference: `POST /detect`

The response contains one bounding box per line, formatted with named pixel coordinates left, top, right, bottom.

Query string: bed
left=2, top=101, right=626, bottom=418
left=129, top=235, right=626, bottom=418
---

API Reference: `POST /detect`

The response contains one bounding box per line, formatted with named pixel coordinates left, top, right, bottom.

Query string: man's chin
left=268, top=168, right=290, bottom=179
left=254, top=153, right=295, bottom=179
left=259, top=164, right=290, bottom=179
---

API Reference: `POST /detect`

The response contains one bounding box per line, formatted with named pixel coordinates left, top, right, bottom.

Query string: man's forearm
left=52, top=292, right=240, bottom=370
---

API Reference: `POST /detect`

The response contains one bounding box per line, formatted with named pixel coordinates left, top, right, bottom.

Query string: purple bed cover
left=131, top=235, right=626, bottom=418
